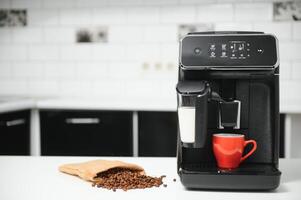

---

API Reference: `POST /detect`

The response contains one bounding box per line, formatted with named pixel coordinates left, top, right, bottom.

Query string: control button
left=247, top=54, right=250, bottom=57
left=231, top=53, right=235, bottom=57
left=210, top=44, right=216, bottom=51
left=210, top=52, right=216, bottom=57
left=238, top=43, right=245, bottom=51
left=194, top=48, right=202, bottom=55
left=222, top=44, right=227, bottom=51
left=240, top=53, right=244, bottom=57
left=247, top=43, right=250, bottom=47
left=221, top=52, right=227, bottom=57
left=257, top=48, right=264, bottom=54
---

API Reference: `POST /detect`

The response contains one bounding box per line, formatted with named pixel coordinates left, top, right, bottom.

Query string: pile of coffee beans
left=92, top=168, right=165, bottom=191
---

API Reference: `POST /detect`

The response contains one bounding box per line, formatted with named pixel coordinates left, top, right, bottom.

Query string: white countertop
left=0, top=96, right=177, bottom=113
left=36, top=98, right=177, bottom=111
left=0, top=156, right=300, bottom=200
left=0, top=97, right=36, bottom=113
left=0, top=96, right=300, bottom=113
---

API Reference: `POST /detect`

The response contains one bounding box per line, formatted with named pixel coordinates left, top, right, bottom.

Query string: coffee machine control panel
left=180, top=34, right=278, bottom=69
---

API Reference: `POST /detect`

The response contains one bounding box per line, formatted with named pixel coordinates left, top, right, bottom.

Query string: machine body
left=176, top=31, right=281, bottom=190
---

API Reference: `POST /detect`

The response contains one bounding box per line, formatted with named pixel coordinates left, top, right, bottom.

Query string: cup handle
left=240, top=140, right=257, bottom=162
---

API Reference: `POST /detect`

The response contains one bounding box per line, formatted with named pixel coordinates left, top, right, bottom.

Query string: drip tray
left=179, top=163, right=281, bottom=190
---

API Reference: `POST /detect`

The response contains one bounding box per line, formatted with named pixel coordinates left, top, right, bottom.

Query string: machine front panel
left=180, top=34, right=277, bottom=68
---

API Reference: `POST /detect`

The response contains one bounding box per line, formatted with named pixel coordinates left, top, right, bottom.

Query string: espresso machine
left=176, top=32, right=281, bottom=190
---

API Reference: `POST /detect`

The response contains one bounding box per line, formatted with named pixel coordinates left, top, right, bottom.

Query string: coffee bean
left=173, top=178, right=176, bottom=182
left=92, top=168, right=164, bottom=191
left=163, top=184, right=167, bottom=187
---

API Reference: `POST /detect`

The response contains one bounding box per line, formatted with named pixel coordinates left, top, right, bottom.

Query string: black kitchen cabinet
left=138, top=111, right=178, bottom=157
left=0, top=110, right=30, bottom=155
left=40, top=110, right=133, bottom=156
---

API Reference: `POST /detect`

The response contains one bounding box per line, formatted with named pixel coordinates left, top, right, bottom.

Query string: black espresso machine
left=176, top=32, right=281, bottom=190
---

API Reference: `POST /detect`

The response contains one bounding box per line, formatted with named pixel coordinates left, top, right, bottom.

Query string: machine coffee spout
left=209, top=91, right=241, bottom=129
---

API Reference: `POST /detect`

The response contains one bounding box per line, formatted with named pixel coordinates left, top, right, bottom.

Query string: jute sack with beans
left=59, top=160, right=145, bottom=181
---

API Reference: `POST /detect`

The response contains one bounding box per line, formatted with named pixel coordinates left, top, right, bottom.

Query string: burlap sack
left=59, top=160, right=145, bottom=182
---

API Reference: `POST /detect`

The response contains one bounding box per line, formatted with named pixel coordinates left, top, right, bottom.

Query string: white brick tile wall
left=12, top=61, right=43, bottom=79
left=234, top=3, right=273, bottom=22
left=280, top=81, right=301, bottom=102
left=160, top=43, right=178, bottom=62
left=44, top=62, right=76, bottom=80
left=75, top=0, right=107, bottom=8
left=280, top=42, right=301, bottom=61
left=0, top=0, right=11, bottom=8
left=144, top=25, right=178, bottom=43
left=127, top=6, right=160, bottom=24
left=0, top=29, right=12, bottom=43
left=197, top=4, right=234, bottom=22
left=160, top=6, right=196, bottom=24
left=293, top=22, right=301, bottom=40
left=218, top=0, right=252, bottom=2
left=107, top=61, right=142, bottom=79
left=108, top=0, right=142, bottom=6
left=60, top=45, right=92, bottom=61
left=28, top=80, right=59, bottom=96
left=11, top=0, right=41, bottom=9
left=253, top=22, right=292, bottom=40
left=109, top=25, right=144, bottom=43
left=60, top=9, right=92, bottom=25
left=44, top=27, right=75, bottom=44
left=179, top=0, right=215, bottom=4
left=42, top=0, right=74, bottom=9
left=125, top=44, right=161, bottom=62
left=92, top=7, right=126, bottom=25
left=28, top=9, right=59, bottom=26
left=92, top=81, right=125, bottom=96
left=215, top=22, right=253, bottom=31
left=12, top=27, right=43, bottom=44
left=280, top=61, right=292, bottom=80
left=91, top=44, right=126, bottom=61
left=0, top=80, right=28, bottom=95
left=58, top=81, right=92, bottom=96
left=91, top=45, right=109, bottom=61
left=0, top=62, right=12, bottom=79
left=253, top=0, right=291, bottom=2
left=159, top=80, right=177, bottom=98
left=71, top=45, right=93, bottom=61
left=76, top=62, right=108, bottom=80
left=124, top=80, right=156, bottom=97
left=0, top=0, right=299, bottom=105
left=145, top=0, right=179, bottom=6
left=292, top=62, right=301, bottom=80
left=28, top=45, right=59, bottom=61
left=105, top=45, right=127, bottom=61
left=0, top=45, right=27, bottom=61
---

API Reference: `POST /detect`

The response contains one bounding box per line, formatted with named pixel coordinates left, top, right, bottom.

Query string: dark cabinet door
left=40, top=110, right=133, bottom=156
left=138, top=111, right=178, bottom=157
left=0, top=110, right=30, bottom=155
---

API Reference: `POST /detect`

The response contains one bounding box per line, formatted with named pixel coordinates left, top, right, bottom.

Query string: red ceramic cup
left=212, top=134, right=257, bottom=169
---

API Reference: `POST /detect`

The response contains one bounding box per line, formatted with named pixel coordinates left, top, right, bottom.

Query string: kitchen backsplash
left=0, top=0, right=300, bottom=108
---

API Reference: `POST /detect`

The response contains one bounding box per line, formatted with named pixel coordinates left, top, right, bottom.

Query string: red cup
left=212, top=134, right=257, bottom=169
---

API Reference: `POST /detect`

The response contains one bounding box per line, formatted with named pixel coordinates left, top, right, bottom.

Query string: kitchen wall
left=0, top=0, right=300, bottom=109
